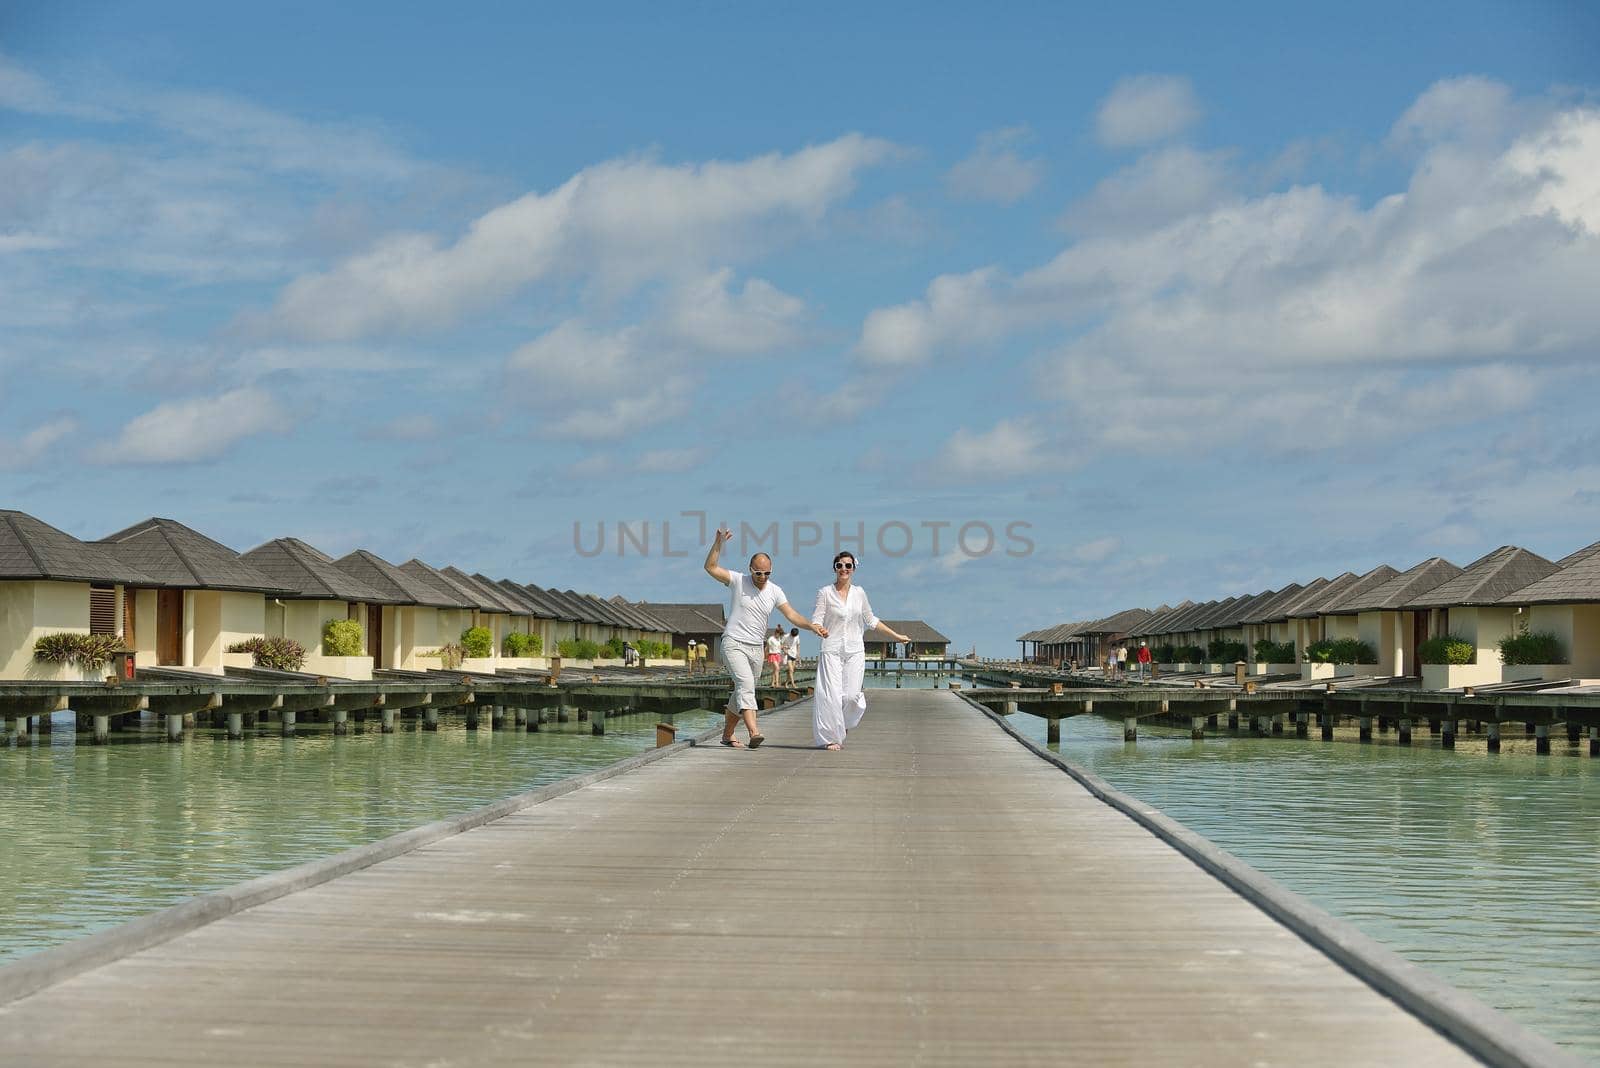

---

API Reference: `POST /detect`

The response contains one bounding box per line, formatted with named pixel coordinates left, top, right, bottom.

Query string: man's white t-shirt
left=723, top=570, right=788, bottom=646
left=783, top=634, right=801, bottom=658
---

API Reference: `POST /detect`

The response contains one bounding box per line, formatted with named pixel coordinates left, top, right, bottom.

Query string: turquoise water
left=0, top=709, right=725, bottom=962
left=994, top=707, right=1600, bottom=1061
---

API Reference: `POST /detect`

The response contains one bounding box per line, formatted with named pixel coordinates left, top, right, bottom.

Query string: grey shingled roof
left=520, top=584, right=581, bottom=621
left=1238, top=582, right=1310, bottom=625
left=1288, top=570, right=1373, bottom=618
left=241, top=538, right=401, bottom=604
left=1152, top=600, right=1219, bottom=636
left=562, top=589, right=617, bottom=625
left=440, top=566, right=522, bottom=613
left=1181, top=596, right=1246, bottom=633
left=1500, top=539, right=1600, bottom=605
left=1078, top=607, right=1153, bottom=636
left=0, top=510, right=156, bottom=585
left=396, top=561, right=481, bottom=610
left=633, top=602, right=727, bottom=634
left=477, top=576, right=547, bottom=618
left=1404, top=546, right=1557, bottom=608
left=97, top=517, right=290, bottom=593
left=535, top=586, right=595, bottom=622
left=1212, top=588, right=1278, bottom=628
left=877, top=620, right=951, bottom=643
left=1325, top=557, right=1461, bottom=614
left=1300, top=565, right=1400, bottom=616
left=333, top=550, right=462, bottom=608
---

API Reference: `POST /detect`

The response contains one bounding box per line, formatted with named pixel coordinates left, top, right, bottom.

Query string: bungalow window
left=90, top=584, right=117, bottom=635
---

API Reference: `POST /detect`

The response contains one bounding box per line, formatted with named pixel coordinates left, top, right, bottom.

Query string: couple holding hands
left=703, top=527, right=912, bottom=750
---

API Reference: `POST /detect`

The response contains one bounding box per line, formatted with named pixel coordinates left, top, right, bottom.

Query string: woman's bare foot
left=825, top=743, right=842, bottom=751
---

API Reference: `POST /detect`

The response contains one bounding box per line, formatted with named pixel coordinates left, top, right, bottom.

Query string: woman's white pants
left=813, top=648, right=867, bottom=746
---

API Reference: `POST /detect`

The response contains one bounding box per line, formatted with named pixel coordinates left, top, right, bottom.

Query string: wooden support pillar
left=1227, top=712, right=1239, bottom=730
left=465, top=705, right=480, bottom=730
left=227, top=712, right=244, bottom=740
left=1588, top=726, right=1598, bottom=757
left=281, top=710, right=296, bottom=737
left=591, top=708, right=606, bottom=736
left=1398, top=719, right=1412, bottom=745
left=166, top=713, right=184, bottom=742
left=514, top=707, right=527, bottom=728
left=92, top=714, right=111, bottom=745
left=1535, top=723, right=1550, bottom=754
left=1440, top=719, right=1455, bottom=749
left=1295, top=712, right=1309, bottom=738
left=380, top=708, right=396, bottom=733
left=577, top=708, right=590, bottom=722
left=242, top=711, right=256, bottom=730
left=333, top=708, right=349, bottom=736
left=1122, top=717, right=1136, bottom=742
left=1252, top=715, right=1269, bottom=736
left=1272, top=714, right=1285, bottom=735
left=1190, top=715, right=1205, bottom=740
left=1359, top=716, right=1372, bottom=742
left=1486, top=722, right=1501, bottom=752
left=1567, top=721, right=1582, bottom=744
left=1206, top=713, right=1218, bottom=728
left=1047, top=718, right=1061, bottom=744
left=37, top=713, right=52, bottom=734
left=423, top=707, right=439, bottom=731
left=1378, top=716, right=1390, bottom=733
left=557, top=707, right=571, bottom=723
left=1321, top=713, right=1336, bottom=741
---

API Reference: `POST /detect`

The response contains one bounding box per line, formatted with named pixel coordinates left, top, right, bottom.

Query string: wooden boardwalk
left=0, top=690, right=1486, bottom=1066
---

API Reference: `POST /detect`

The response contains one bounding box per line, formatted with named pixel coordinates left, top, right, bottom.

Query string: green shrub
left=1207, top=639, right=1248, bottom=662
left=226, top=636, right=306, bottom=671
left=322, top=619, right=364, bottom=657
left=459, top=626, right=493, bottom=659
left=502, top=631, right=543, bottom=657
left=34, top=632, right=126, bottom=669
left=1307, top=637, right=1378, bottom=665
left=1174, top=644, right=1204, bottom=662
left=1253, top=639, right=1296, bottom=664
left=634, top=639, right=667, bottom=658
left=556, top=638, right=602, bottom=659
left=1153, top=644, right=1176, bottom=663
left=1419, top=634, right=1474, bottom=665
left=1497, top=630, right=1565, bottom=665
left=602, top=636, right=626, bottom=659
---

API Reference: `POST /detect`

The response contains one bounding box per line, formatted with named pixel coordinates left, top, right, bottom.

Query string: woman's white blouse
left=811, top=584, right=881, bottom=654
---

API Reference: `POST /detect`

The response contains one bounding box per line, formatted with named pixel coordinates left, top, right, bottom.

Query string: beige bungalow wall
left=1427, top=605, right=1518, bottom=688
left=0, top=579, right=119, bottom=681
left=128, top=588, right=265, bottom=673
left=1356, top=610, right=1410, bottom=676
left=1527, top=603, right=1600, bottom=677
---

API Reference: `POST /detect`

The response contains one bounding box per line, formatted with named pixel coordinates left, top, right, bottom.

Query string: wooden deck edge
left=962, top=695, right=1584, bottom=1068
left=0, top=698, right=804, bottom=1008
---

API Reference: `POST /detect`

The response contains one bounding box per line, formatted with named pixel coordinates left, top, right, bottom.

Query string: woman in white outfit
left=810, top=552, right=912, bottom=750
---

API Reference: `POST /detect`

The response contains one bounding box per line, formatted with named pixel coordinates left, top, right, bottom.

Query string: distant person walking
left=1137, top=640, right=1151, bottom=679
left=704, top=527, right=823, bottom=748
left=783, top=627, right=801, bottom=686
left=766, top=626, right=785, bottom=687
left=1117, top=644, right=1129, bottom=679
left=811, top=552, right=912, bottom=751
left=687, top=638, right=698, bottom=675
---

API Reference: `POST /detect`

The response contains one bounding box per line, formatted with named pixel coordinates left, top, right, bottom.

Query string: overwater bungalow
left=1288, top=568, right=1394, bottom=672
left=1401, top=546, right=1559, bottom=689
left=1497, top=539, right=1600, bottom=682
left=1238, top=581, right=1313, bottom=662
left=330, top=549, right=471, bottom=670
left=631, top=602, right=727, bottom=654
left=95, top=518, right=290, bottom=674
left=476, top=576, right=558, bottom=659
left=238, top=537, right=404, bottom=680
left=1313, top=557, right=1462, bottom=677
left=394, top=561, right=508, bottom=668
left=0, top=510, right=155, bottom=681
left=864, top=620, right=951, bottom=659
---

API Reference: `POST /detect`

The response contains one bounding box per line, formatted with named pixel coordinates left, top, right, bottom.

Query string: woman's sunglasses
left=834, top=561, right=855, bottom=571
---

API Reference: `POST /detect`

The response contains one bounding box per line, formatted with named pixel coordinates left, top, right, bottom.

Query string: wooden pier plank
left=0, top=690, right=1476, bottom=1066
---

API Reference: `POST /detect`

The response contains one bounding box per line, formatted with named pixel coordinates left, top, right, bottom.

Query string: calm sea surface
left=3, top=679, right=1597, bottom=1059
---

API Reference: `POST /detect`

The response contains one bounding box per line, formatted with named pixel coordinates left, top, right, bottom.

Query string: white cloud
left=88, top=388, right=289, bottom=464
left=1072, top=537, right=1121, bottom=563
left=505, top=321, right=693, bottom=440
left=934, top=418, right=1043, bottom=480
left=0, top=52, right=110, bottom=119
left=858, top=83, right=1600, bottom=393
left=266, top=135, right=897, bottom=343
left=361, top=414, right=440, bottom=442
left=1096, top=74, right=1201, bottom=148
left=663, top=269, right=807, bottom=354
left=1060, top=146, right=1234, bottom=237
left=945, top=126, right=1043, bottom=204
left=0, top=415, right=79, bottom=470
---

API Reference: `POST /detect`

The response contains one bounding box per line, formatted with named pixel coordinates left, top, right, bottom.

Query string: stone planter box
left=497, top=656, right=548, bottom=672
left=1500, top=663, right=1572, bottom=683
left=592, top=658, right=625, bottom=668
left=562, top=658, right=595, bottom=669
left=1421, top=662, right=1501, bottom=690
left=302, top=654, right=373, bottom=681
left=21, top=659, right=106, bottom=683
left=1354, top=663, right=1380, bottom=678
left=1301, top=662, right=1336, bottom=681
left=1251, top=662, right=1297, bottom=675
left=222, top=652, right=256, bottom=671
left=645, top=658, right=684, bottom=668
left=459, top=657, right=498, bottom=673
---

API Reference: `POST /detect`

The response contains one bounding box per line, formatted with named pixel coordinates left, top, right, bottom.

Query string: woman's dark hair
left=833, top=551, right=857, bottom=569
left=790, top=628, right=799, bottom=636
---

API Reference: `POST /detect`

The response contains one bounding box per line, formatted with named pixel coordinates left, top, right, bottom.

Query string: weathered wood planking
left=0, top=690, right=1483, bottom=1066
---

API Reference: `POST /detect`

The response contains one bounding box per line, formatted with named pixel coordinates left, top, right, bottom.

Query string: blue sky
left=3, top=1, right=1599, bottom=655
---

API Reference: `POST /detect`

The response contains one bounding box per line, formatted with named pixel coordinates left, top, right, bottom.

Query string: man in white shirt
left=704, top=526, right=826, bottom=748
left=782, top=628, right=801, bottom=686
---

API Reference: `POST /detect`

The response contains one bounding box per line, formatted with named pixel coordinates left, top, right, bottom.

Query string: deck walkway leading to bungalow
left=0, top=691, right=1530, bottom=1065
